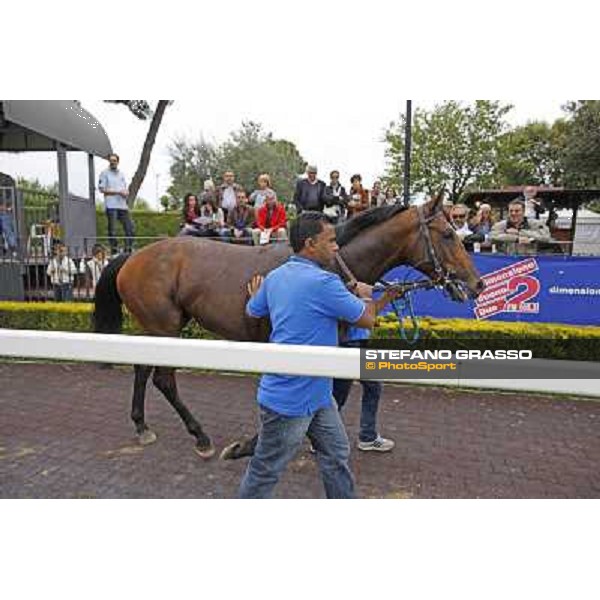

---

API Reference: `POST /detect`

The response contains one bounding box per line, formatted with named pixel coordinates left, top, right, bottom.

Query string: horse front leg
left=132, top=364, right=157, bottom=446
left=152, top=366, right=215, bottom=459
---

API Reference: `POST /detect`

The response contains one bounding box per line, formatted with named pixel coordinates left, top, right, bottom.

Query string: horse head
left=409, top=192, right=484, bottom=302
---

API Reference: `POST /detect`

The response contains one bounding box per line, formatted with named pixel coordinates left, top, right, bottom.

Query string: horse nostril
left=476, top=279, right=485, bottom=292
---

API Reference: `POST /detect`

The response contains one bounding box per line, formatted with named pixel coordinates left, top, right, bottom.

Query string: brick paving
left=0, top=362, right=599, bottom=498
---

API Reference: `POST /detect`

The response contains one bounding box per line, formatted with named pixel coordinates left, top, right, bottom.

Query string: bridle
left=335, top=203, right=470, bottom=302
left=412, top=203, right=446, bottom=282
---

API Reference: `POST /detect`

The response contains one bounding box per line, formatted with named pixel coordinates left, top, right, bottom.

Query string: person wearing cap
left=293, top=165, right=327, bottom=214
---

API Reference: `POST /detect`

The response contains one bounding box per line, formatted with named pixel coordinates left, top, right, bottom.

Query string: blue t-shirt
left=247, top=255, right=366, bottom=416
left=345, top=325, right=371, bottom=342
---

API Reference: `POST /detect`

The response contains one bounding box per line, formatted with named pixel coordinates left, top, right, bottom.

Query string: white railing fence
left=0, top=329, right=598, bottom=398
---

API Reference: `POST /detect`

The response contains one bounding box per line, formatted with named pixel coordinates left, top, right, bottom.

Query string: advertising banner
left=383, top=255, right=600, bottom=326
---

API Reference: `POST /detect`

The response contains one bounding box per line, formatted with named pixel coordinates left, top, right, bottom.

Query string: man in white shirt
left=98, top=153, right=135, bottom=254
left=217, top=171, right=242, bottom=221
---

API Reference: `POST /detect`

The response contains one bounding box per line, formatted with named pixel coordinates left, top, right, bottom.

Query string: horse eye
left=443, top=229, right=454, bottom=239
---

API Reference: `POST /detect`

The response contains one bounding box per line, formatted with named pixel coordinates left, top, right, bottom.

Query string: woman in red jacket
left=252, top=190, right=288, bottom=245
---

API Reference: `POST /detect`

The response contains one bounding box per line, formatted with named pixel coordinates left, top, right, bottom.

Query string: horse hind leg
left=152, top=366, right=216, bottom=459
left=220, top=434, right=258, bottom=460
left=132, top=364, right=157, bottom=446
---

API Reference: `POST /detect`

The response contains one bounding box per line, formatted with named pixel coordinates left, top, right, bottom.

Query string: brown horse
left=93, top=195, right=483, bottom=458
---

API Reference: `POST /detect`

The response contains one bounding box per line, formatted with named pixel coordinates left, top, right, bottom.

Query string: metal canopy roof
left=463, top=186, right=600, bottom=209
left=0, top=100, right=113, bottom=157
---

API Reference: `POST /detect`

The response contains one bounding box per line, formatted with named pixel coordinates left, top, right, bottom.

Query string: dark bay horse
left=93, top=195, right=483, bottom=458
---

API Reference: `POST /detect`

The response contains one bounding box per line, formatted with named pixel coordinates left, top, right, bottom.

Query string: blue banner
left=383, top=255, right=600, bottom=326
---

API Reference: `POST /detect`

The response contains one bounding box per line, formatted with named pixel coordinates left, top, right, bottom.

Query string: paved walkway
left=1, top=362, right=599, bottom=498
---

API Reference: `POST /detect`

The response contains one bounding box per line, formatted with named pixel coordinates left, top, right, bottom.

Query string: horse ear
left=426, top=188, right=446, bottom=214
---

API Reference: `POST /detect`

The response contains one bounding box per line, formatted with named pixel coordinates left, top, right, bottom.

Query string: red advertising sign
left=474, top=258, right=541, bottom=319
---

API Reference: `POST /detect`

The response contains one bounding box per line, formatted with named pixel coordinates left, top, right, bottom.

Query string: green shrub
left=96, top=210, right=181, bottom=248
left=2, top=302, right=599, bottom=361
left=373, top=314, right=600, bottom=361
left=0, top=301, right=220, bottom=339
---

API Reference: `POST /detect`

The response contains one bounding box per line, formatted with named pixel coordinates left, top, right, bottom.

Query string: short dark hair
left=508, top=199, right=525, bottom=210
left=350, top=174, right=362, bottom=183
left=289, top=211, right=329, bottom=253
left=330, top=170, right=340, bottom=178
left=108, top=153, right=120, bottom=162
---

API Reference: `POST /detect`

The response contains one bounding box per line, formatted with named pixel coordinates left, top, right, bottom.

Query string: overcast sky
left=0, top=99, right=567, bottom=209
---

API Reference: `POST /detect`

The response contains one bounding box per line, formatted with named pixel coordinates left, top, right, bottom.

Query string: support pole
left=403, top=100, right=412, bottom=206
left=56, top=143, right=69, bottom=246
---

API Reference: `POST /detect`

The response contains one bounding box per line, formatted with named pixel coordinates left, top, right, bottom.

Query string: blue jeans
left=333, top=339, right=382, bottom=443
left=53, top=283, right=73, bottom=302
left=0, top=213, right=17, bottom=251
left=333, top=378, right=382, bottom=443
left=239, top=404, right=355, bottom=499
left=106, top=209, right=135, bottom=253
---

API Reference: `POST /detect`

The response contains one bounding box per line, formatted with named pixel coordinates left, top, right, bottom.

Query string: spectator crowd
left=178, top=165, right=404, bottom=244
left=2, top=152, right=560, bottom=304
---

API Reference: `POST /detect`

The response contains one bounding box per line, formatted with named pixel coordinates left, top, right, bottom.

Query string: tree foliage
left=104, top=100, right=172, bottom=209
left=493, top=120, right=568, bottom=187
left=562, top=100, right=600, bottom=187
left=16, top=177, right=59, bottom=206
left=384, top=101, right=512, bottom=201
left=167, top=121, right=306, bottom=208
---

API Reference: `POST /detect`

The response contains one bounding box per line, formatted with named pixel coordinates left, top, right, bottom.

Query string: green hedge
left=0, top=302, right=217, bottom=339
left=374, top=313, right=600, bottom=340
left=1, top=302, right=599, bottom=361
left=95, top=210, right=181, bottom=247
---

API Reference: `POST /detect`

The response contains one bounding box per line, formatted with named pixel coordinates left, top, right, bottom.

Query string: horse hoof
left=194, top=444, right=216, bottom=460
left=220, top=441, right=242, bottom=461
left=137, top=429, right=157, bottom=446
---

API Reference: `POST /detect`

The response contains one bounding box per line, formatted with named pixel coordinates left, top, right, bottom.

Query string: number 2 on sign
left=505, top=275, right=540, bottom=313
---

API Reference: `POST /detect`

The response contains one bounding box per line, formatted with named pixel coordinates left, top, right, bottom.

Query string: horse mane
left=335, top=204, right=408, bottom=246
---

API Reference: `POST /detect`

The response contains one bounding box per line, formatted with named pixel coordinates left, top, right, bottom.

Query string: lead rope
left=376, top=279, right=422, bottom=344
left=335, top=252, right=358, bottom=290
left=336, top=252, right=427, bottom=343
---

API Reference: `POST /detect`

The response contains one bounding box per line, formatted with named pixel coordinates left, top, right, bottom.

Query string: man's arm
left=98, top=172, right=128, bottom=197
left=323, top=277, right=402, bottom=331
left=293, top=180, right=303, bottom=212
left=352, top=288, right=403, bottom=329
left=318, top=181, right=327, bottom=211
left=490, top=221, right=517, bottom=243
left=525, top=221, right=551, bottom=243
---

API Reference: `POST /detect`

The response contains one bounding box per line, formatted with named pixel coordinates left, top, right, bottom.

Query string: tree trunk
left=127, top=100, right=170, bottom=209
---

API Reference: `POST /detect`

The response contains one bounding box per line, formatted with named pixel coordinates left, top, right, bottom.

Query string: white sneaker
left=357, top=436, right=395, bottom=452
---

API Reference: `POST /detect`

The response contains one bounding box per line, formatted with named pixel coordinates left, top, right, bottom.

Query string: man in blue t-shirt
left=239, top=211, right=402, bottom=499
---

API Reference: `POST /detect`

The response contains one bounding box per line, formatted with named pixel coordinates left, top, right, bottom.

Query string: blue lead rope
left=374, top=279, right=436, bottom=345
left=391, top=291, right=421, bottom=344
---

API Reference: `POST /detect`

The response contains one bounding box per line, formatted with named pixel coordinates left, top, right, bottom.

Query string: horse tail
left=93, top=254, right=129, bottom=334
